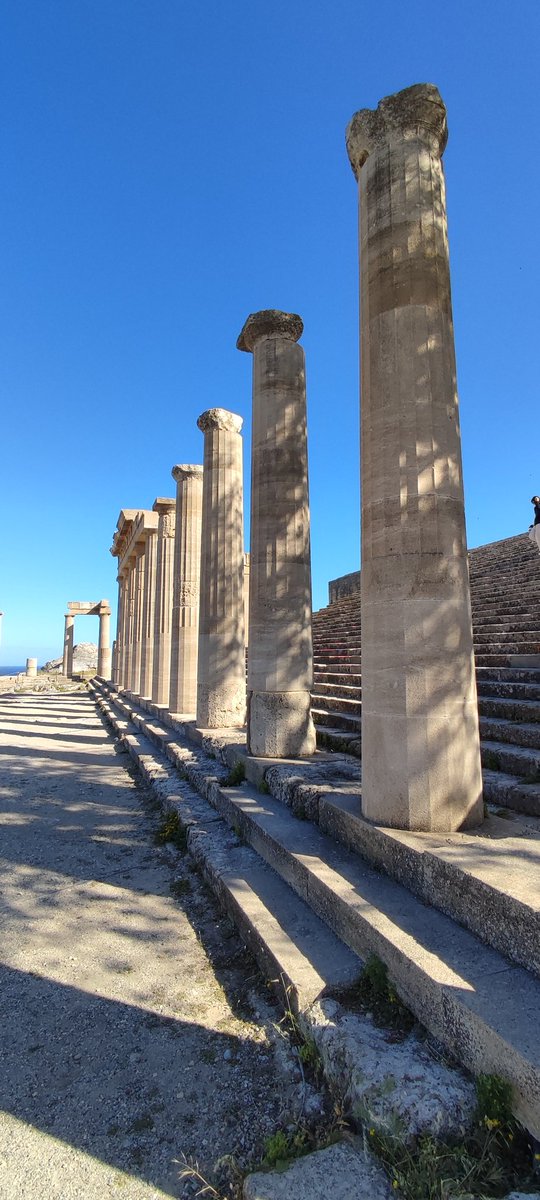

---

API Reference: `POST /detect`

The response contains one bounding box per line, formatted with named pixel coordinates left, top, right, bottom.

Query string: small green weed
left=154, top=810, right=187, bottom=849
left=258, top=778, right=270, bottom=795
left=475, top=1073, right=514, bottom=1127
left=339, top=954, right=415, bottom=1035
left=298, top=1038, right=322, bottom=1074
left=224, top=761, right=245, bottom=787
left=366, top=1074, right=538, bottom=1200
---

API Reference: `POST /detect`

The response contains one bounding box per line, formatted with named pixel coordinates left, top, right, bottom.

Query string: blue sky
left=1, top=0, right=539, bottom=663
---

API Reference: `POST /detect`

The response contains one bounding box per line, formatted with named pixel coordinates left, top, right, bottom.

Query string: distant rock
left=43, top=642, right=98, bottom=673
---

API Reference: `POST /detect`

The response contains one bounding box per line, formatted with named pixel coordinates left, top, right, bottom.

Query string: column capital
left=172, top=463, right=204, bottom=482
left=346, top=82, right=447, bottom=178
left=152, top=497, right=176, bottom=515
left=197, top=408, right=243, bottom=434
left=237, top=309, right=303, bottom=353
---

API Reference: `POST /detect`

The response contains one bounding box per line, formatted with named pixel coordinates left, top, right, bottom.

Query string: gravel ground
left=0, top=689, right=327, bottom=1200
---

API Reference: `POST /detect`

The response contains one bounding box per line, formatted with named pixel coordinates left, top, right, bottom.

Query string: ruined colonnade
left=105, top=83, right=482, bottom=834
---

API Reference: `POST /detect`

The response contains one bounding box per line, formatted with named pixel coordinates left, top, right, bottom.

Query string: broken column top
left=237, top=309, right=303, bottom=353
left=346, top=82, right=448, bottom=178
left=152, top=496, right=176, bottom=514
left=171, top=463, right=204, bottom=482
left=197, top=408, right=243, bottom=434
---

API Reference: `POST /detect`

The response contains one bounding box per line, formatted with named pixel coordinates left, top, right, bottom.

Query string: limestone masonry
left=91, top=85, right=494, bottom=835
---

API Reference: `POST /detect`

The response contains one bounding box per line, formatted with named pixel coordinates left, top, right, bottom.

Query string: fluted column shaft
left=237, top=310, right=316, bottom=757
left=62, top=614, right=74, bottom=677
left=196, top=409, right=245, bottom=728
left=151, top=499, right=176, bottom=707
left=129, top=545, right=145, bottom=694
left=169, top=464, right=204, bottom=715
left=115, top=573, right=128, bottom=687
left=140, top=530, right=159, bottom=699
left=346, top=83, right=483, bottom=831
left=112, top=578, right=123, bottom=686
left=123, top=556, right=136, bottom=692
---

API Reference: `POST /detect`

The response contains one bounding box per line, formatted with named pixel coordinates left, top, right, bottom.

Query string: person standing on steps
left=528, top=496, right=540, bottom=553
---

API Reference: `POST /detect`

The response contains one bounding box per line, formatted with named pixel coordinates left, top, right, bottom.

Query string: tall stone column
left=123, top=556, right=136, bottom=692
left=139, top=526, right=159, bottom=699
left=112, top=580, right=122, bottom=686
left=97, top=606, right=112, bottom=680
left=62, top=614, right=74, bottom=677
left=196, top=409, right=245, bottom=728
left=346, top=83, right=483, bottom=832
left=237, top=310, right=316, bottom=757
left=169, top=464, right=204, bottom=716
left=114, top=572, right=128, bottom=687
left=151, top=498, right=176, bottom=708
left=130, top=545, right=145, bottom=694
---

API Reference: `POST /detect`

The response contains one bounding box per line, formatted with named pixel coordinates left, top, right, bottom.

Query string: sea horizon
left=0, top=666, right=27, bottom=676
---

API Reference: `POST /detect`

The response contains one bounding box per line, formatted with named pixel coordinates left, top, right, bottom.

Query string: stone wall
left=328, top=570, right=360, bottom=604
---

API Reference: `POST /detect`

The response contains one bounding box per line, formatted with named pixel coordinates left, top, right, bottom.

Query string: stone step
left=479, top=696, right=540, bottom=724
left=474, top=653, right=514, bottom=667
left=482, top=769, right=540, bottom=818
left=476, top=666, right=540, bottom=685
left=479, top=715, right=540, bottom=751
left=473, top=633, right=540, bottom=649
left=481, top=738, right=540, bottom=780
left=316, top=726, right=360, bottom=754
left=477, top=678, right=540, bottom=701
left=89, top=685, right=361, bottom=1013
left=311, top=707, right=360, bottom=733
left=313, top=671, right=362, bottom=687
left=90, top=679, right=540, bottom=1137
left=313, top=658, right=361, bottom=671
left=473, top=619, right=540, bottom=635
left=473, top=640, right=540, bottom=654
left=312, top=681, right=363, bottom=701
left=311, top=692, right=361, bottom=716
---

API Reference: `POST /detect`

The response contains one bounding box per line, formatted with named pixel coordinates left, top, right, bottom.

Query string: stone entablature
left=63, top=599, right=112, bottom=680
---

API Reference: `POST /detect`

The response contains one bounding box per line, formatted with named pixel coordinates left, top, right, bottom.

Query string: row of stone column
left=111, top=311, right=315, bottom=759
left=111, top=81, right=482, bottom=833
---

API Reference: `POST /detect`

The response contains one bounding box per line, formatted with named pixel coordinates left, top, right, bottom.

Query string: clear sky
left=1, top=0, right=538, bottom=664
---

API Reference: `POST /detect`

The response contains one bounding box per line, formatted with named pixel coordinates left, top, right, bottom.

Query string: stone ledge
left=89, top=679, right=540, bottom=1137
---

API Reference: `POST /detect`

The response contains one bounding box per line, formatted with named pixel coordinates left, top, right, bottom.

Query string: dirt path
left=0, top=690, right=320, bottom=1199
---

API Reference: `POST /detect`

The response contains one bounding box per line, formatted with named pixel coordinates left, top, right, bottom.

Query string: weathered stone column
left=346, top=83, right=483, bottom=832
left=26, top=658, right=37, bottom=678
left=196, top=409, right=245, bottom=728
left=114, top=572, right=128, bottom=687
left=129, top=546, right=145, bottom=693
left=97, top=605, right=112, bottom=680
left=62, top=614, right=74, bottom=677
left=169, top=464, right=204, bottom=716
left=237, top=311, right=316, bottom=757
left=112, top=580, right=122, bottom=686
left=151, top=498, right=176, bottom=708
left=139, top=518, right=159, bottom=699
left=123, top=556, right=136, bottom=693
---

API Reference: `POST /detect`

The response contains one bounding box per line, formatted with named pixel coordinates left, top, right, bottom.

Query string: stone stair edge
left=90, top=677, right=540, bottom=1139
left=88, top=680, right=485, bottom=1155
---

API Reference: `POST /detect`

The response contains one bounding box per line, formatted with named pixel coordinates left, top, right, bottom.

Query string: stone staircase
left=311, top=532, right=540, bottom=817
left=89, top=675, right=540, bottom=1141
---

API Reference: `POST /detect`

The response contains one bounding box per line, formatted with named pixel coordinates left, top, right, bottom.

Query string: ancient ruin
left=62, top=599, right=111, bottom=679
left=346, top=83, right=483, bottom=832
left=196, top=409, right=245, bottom=729
left=238, top=309, right=316, bottom=757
